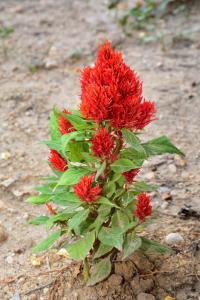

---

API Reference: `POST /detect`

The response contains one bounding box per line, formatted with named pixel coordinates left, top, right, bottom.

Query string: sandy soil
left=0, top=1, right=200, bottom=299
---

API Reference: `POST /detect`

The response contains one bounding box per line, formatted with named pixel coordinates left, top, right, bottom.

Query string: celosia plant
left=28, top=41, right=184, bottom=285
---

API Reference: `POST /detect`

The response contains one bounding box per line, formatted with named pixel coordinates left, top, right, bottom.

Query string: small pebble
left=6, top=255, right=14, bottom=264
left=145, top=172, right=155, bottom=180
left=0, top=224, right=8, bottom=243
left=137, top=292, right=156, bottom=300
left=161, top=192, right=172, bottom=201
left=165, top=233, right=184, bottom=245
left=168, top=164, right=177, bottom=174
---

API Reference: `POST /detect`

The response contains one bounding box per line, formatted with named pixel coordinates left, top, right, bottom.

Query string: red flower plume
left=59, top=109, right=75, bottom=135
left=80, top=40, right=156, bottom=130
left=48, top=149, right=67, bottom=172
left=92, top=128, right=115, bottom=159
left=123, top=168, right=140, bottom=184
left=135, top=193, right=152, bottom=222
left=74, top=175, right=102, bottom=202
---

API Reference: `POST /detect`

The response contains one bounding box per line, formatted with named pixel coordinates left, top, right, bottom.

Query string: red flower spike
left=48, top=149, right=67, bottom=172
left=74, top=175, right=102, bottom=202
left=92, top=128, right=115, bottom=159
left=58, top=109, right=75, bottom=135
left=80, top=41, right=156, bottom=130
left=123, top=168, right=140, bottom=184
left=135, top=193, right=152, bottom=222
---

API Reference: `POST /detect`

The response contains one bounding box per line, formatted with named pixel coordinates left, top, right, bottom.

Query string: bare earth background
left=0, top=1, right=200, bottom=299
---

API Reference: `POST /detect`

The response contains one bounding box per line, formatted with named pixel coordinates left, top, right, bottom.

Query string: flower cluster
left=59, top=109, right=75, bottom=135
left=135, top=193, right=152, bottom=221
left=91, top=128, right=115, bottom=160
left=80, top=41, right=155, bottom=130
left=74, top=175, right=102, bottom=202
left=48, top=149, right=67, bottom=172
left=123, top=168, right=140, bottom=183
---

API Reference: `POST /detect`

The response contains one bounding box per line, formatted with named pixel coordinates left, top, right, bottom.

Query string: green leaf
left=98, top=227, right=124, bottom=250
left=87, top=256, right=112, bottom=286
left=140, top=237, right=171, bottom=253
left=103, top=181, right=116, bottom=198
left=89, top=205, right=111, bottom=233
left=32, top=230, right=61, bottom=253
left=66, top=114, right=96, bottom=130
left=29, top=216, right=49, bottom=225
left=52, top=192, right=81, bottom=205
left=47, top=211, right=74, bottom=225
left=26, top=194, right=52, bottom=205
left=96, top=197, right=119, bottom=208
left=123, top=234, right=142, bottom=259
left=42, top=140, right=62, bottom=152
left=66, top=231, right=95, bottom=260
left=95, top=161, right=106, bottom=181
left=57, top=168, right=90, bottom=186
left=68, top=142, right=89, bottom=162
left=112, top=210, right=129, bottom=232
left=68, top=209, right=90, bottom=231
left=133, top=181, right=157, bottom=192
left=111, top=159, right=143, bottom=173
left=142, top=136, right=184, bottom=156
left=122, top=191, right=138, bottom=206
left=94, top=243, right=113, bottom=259
left=120, top=148, right=146, bottom=160
left=122, top=129, right=147, bottom=158
left=50, top=107, right=61, bottom=141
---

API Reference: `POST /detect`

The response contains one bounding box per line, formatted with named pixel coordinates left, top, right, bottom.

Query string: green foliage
left=32, top=230, right=61, bottom=253
left=29, top=85, right=182, bottom=285
left=87, top=256, right=112, bottom=286
left=142, top=136, right=184, bottom=156
left=66, top=231, right=95, bottom=260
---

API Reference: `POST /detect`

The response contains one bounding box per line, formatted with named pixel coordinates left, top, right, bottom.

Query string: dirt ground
left=0, top=1, right=200, bottom=299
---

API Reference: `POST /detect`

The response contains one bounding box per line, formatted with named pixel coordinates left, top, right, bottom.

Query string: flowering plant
left=28, top=41, right=183, bottom=285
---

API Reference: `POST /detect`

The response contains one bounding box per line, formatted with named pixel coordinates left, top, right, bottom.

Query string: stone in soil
left=165, top=233, right=184, bottom=245
left=137, top=292, right=156, bottom=300
left=108, top=274, right=123, bottom=286
left=0, top=224, right=8, bottom=243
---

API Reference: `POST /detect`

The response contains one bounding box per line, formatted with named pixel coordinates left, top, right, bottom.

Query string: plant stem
left=83, top=257, right=90, bottom=282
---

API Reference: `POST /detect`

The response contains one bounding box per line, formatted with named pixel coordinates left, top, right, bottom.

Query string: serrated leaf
left=111, top=158, right=143, bottom=173
left=68, top=209, right=90, bottom=231
left=57, top=168, right=90, bottom=186
left=87, top=256, right=112, bottom=286
left=123, top=234, right=142, bottom=259
left=66, top=231, right=95, bottom=260
left=32, top=230, right=61, bottom=253
left=26, top=194, right=52, bottom=205
left=98, top=227, right=124, bottom=250
left=94, top=243, right=113, bottom=259
left=142, top=136, right=184, bottom=156
left=29, top=216, right=49, bottom=225
left=122, top=129, right=147, bottom=158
